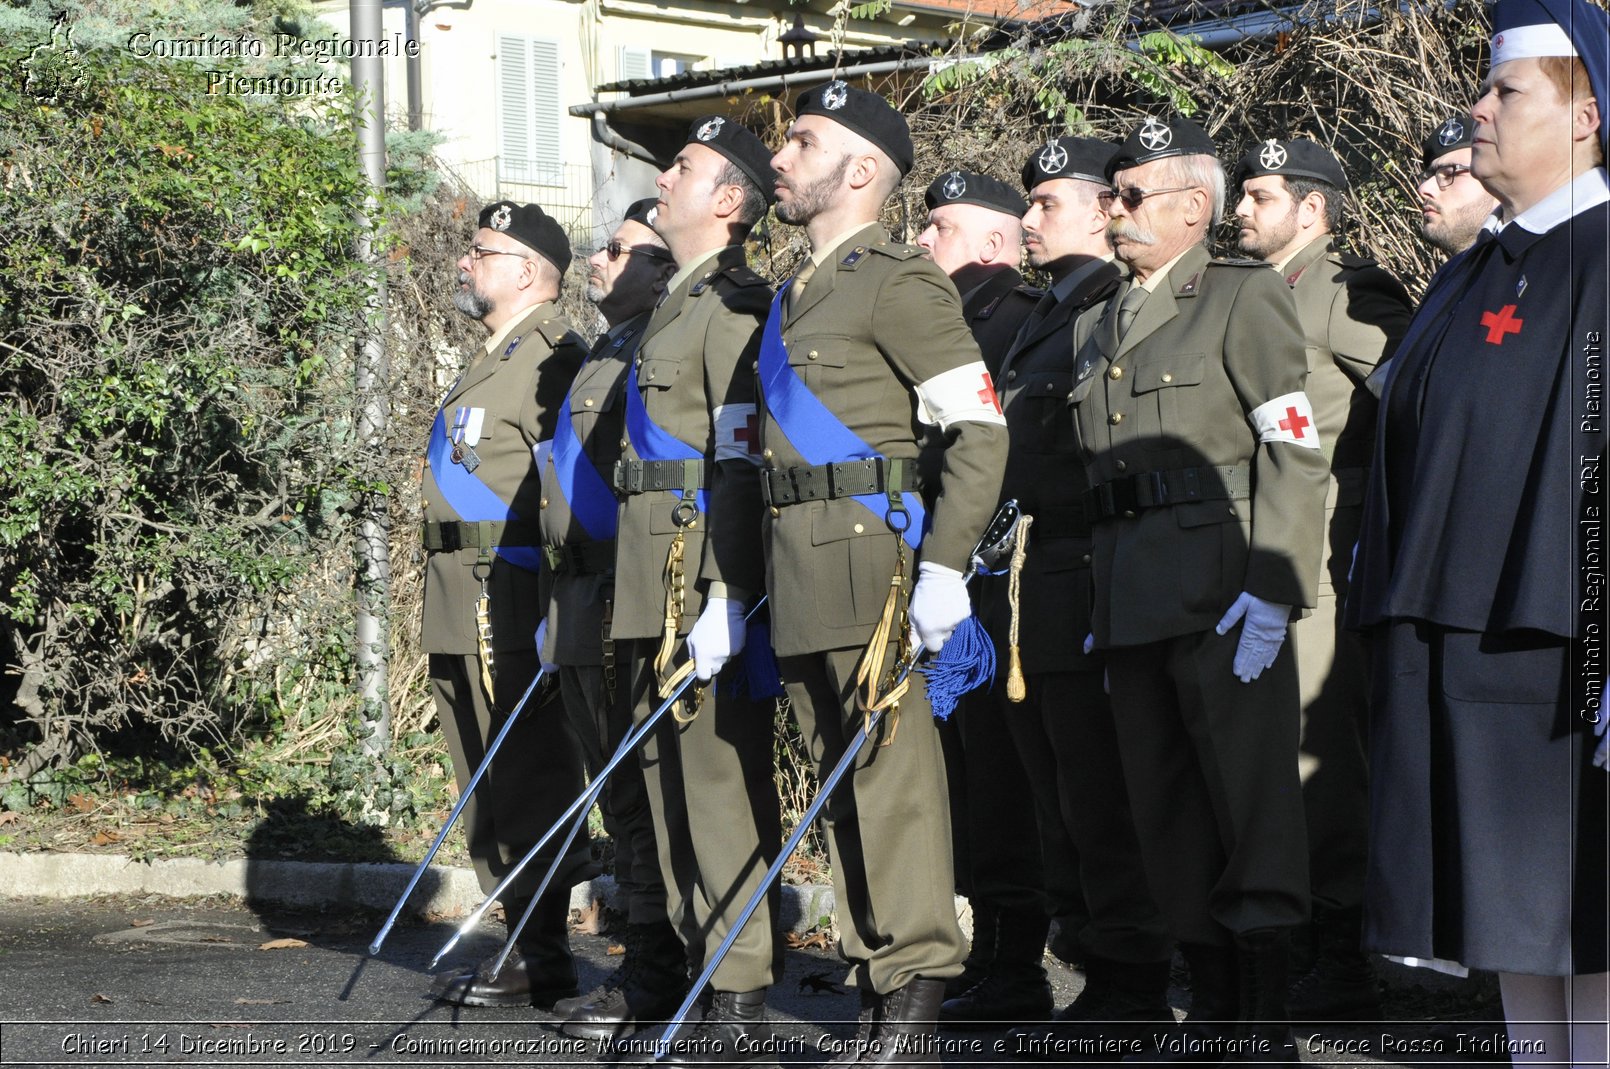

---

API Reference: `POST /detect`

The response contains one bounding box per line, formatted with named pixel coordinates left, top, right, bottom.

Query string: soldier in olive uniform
left=1232, top=138, right=1413, bottom=1021
left=423, top=202, right=593, bottom=1009
left=913, top=168, right=1055, bottom=1021
left=1069, top=117, right=1328, bottom=1060
left=537, top=200, right=687, bottom=1038
left=602, top=118, right=782, bottom=1066
left=964, top=139, right=1175, bottom=1053
left=762, top=83, right=1009, bottom=1063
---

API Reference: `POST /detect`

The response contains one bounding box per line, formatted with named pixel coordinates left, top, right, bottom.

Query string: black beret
left=924, top=170, right=1027, bottom=216
left=1235, top=138, right=1348, bottom=189
left=1021, top=137, right=1116, bottom=191
left=1422, top=113, right=1475, bottom=168
left=686, top=115, right=778, bottom=205
left=622, top=197, right=659, bottom=229
left=794, top=80, right=915, bottom=177
left=477, top=201, right=570, bottom=272
left=1109, top=115, right=1217, bottom=176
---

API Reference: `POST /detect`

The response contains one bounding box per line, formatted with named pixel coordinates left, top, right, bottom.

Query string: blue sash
left=757, top=283, right=925, bottom=550
left=550, top=350, right=622, bottom=541
left=624, top=352, right=709, bottom=514
left=425, top=407, right=544, bottom=572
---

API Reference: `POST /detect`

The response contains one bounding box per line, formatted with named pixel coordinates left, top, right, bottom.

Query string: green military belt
left=1027, top=504, right=1091, bottom=541
left=612, top=458, right=706, bottom=495
left=761, top=457, right=920, bottom=508
left=1083, top=465, right=1251, bottom=522
left=543, top=540, right=616, bottom=575
left=422, top=519, right=542, bottom=552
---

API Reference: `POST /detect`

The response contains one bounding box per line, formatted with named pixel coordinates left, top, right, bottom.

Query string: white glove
left=687, top=596, right=746, bottom=682
left=908, top=561, right=971, bottom=654
left=534, top=619, right=558, bottom=676
left=1594, top=686, right=1607, bottom=771
left=1215, top=592, right=1291, bottom=683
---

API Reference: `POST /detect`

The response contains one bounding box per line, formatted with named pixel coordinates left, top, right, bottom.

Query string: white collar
left=1485, top=167, right=1610, bottom=236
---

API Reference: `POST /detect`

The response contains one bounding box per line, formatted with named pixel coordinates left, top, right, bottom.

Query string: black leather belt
left=1083, top=465, right=1250, bottom=522
left=423, top=520, right=542, bottom=552
left=612, top=459, right=706, bottom=495
left=543, top=540, right=616, bottom=575
left=761, top=458, right=919, bottom=508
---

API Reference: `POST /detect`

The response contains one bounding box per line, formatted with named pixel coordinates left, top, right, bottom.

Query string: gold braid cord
left=1005, top=513, right=1034, bottom=703
left=853, top=538, right=911, bottom=746
left=475, top=579, right=498, bottom=709
left=655, top=529, right=703, bottom=722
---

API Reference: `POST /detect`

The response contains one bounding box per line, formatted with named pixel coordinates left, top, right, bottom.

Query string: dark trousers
left=1000, top=668, right=1172, bottom=963
left=626, top=639, right=782, bottom=992
left=429, top=651, right=593, bottom=902
left=559, top=663, right=667, bottom=927
left=1106, top=629, right=1311, bottom=945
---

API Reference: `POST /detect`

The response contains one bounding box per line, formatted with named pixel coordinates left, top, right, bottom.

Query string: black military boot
left=945, top=901, right=1001, bottom=999
left=1286, top=907, right=1381, bottom=1021
left=430, top=894, right=578, bottom=1010
left=1122, top=943, right=1238, bottom=1065
left=825, top=986, right=883, bottom=1066
left=560, top=918, right=688, bottom=1038
left=657, top=987, right=778, bottom=1068
left=1223, top=929, right=1299, bottom=1064
left=1008, top=956, right=1174, bottom=1061
left=942, top=907, right=1053, bottom=1024
left=857, top=977, right=947, bottom=1065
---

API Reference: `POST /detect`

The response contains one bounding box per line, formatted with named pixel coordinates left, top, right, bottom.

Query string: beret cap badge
left=1037, top=141, right=1068, bottom=174
left=490, top=204, right=513, bottom=231
left=941, top=172, right=967, bottom=199
left=1438, top=118, right=1465, bottom=146
left=1138, top=118, right=1173, bottom=152
left=1258, top=140, right=1288, bottom=169
left=697, top=117, right=724, bottom=142
left=822, top=80, right=849, bottom=110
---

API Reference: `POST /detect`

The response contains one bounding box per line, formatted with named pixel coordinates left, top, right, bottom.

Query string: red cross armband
left=914, top=361, right=1008, bottom=431
left=1249, top=392, right=1320, bottom=449
left=713, top=403, right=763, bottom=465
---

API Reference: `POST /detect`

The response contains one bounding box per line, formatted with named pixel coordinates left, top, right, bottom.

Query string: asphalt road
left=0, top=895, right=1504, bottom=1068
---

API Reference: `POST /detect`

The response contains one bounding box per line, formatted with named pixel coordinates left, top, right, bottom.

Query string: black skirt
left=1362, top=620, right=1608, bottom=976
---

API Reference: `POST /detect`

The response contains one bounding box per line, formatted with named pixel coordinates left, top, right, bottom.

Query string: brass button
left=1109, top=366, right=1123, bottom=380
left=853, top=523, right=864, bottom=534
left=1109, top=412, right=1124, bottom=425
left=762, top=448, right=774, bottom=460
left=1115, top=459, right=1127, bottom=472
left=540, top=498, right=549, bottom=508
left=421, top=501, right=430, bottom=510
left=620, top=438, right=629, bottom=449
left=770, top=506, right=780, bottom=517
left=1122, top=509, right=1136, bottom=519
left=583, top=397, right=595, bottom=407
left=1161, top=372, right=1173, bottom=383
left=807, top=350, right=819, bottom=360
left=647, top=369, right=656, bottom=380
left=753, top=360, right=760, bottom=371
left=635, top=357, right=643, bottom=367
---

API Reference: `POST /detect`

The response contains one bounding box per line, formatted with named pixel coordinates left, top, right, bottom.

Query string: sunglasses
left=1420, top=163, right=1473, bottom=190
left=1098, top=185, right=1197, bottom=211
left=467, top=244, right=530, bottom=262
left=604, top=239, right=673, bottom=262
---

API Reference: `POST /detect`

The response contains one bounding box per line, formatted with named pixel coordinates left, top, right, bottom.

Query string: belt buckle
left=1111, top=478, right=1139, bottom=517
left=761, top=469, right=779, bottom=508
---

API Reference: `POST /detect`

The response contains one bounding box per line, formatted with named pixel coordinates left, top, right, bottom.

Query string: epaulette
left=865, top=240, right=923, bottom=261
left=528, top=315, right=579, bottom=348
left=719, top=263, right=771, bottom=288
left=688, top=266, right=722, bottom=296
left=1334, top=249, right=1378, bottom=270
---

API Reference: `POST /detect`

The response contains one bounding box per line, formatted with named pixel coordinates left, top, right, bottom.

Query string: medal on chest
left=449, top=406, right=485, bottom=472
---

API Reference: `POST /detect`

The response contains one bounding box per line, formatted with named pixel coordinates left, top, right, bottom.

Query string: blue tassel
left=917, top=614, right=995, bottom=720
left=725, top=618, right=786, bottom=700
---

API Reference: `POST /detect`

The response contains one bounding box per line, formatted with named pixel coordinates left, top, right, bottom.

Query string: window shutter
left=617, top=46, right=652, bottom=82
left=528, top=38, right=562, bottom=185
left=498, top=35, right=563, bottom=185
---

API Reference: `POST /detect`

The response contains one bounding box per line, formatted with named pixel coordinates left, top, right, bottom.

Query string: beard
left=453, top=271, right=494, bottom=319
left=585, top=278, right=606, bottom=304
left=1236, top=208, right=1298, bottom=261
left=1422, top=198, right=1493, bottom=256
left=774, top=154, right=853, bottom=226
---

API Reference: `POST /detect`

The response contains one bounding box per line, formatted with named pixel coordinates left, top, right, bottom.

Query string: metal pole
left=352, top=0, right=391, bottom=760
left=404, top=0, right=423, bottom=131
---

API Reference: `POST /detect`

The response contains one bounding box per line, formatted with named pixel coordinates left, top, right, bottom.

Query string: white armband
left=913, top=361, right=1007, bottom=431
left=712, top=403, right=762, bottom=465
left=1249, top=392, right=1320, bottom=449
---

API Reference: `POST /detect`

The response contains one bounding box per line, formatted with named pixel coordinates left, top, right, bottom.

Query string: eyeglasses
left=1420, top=163, right=1473, bottom=189
left=1098, top=185, right=1197, bottom=211
left=604, top=239, right=673, bottom=262
left=467, top=244, right=530, bottom=262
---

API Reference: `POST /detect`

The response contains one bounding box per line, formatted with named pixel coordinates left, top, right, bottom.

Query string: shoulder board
left=719, top=263, right=771, bottom=289
left=1208, top=256, right=1270, bottom=268
left=526, top=315, right=579, bottom=349
left=866, top=240, right=923, bottom=261
left=1333, top=249, right=1378, bottom=270
left=688, top=267, right=723, bottom=296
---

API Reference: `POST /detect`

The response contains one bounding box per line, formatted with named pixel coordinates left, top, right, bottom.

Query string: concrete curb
left=0, top=851, right=844, bottom=935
